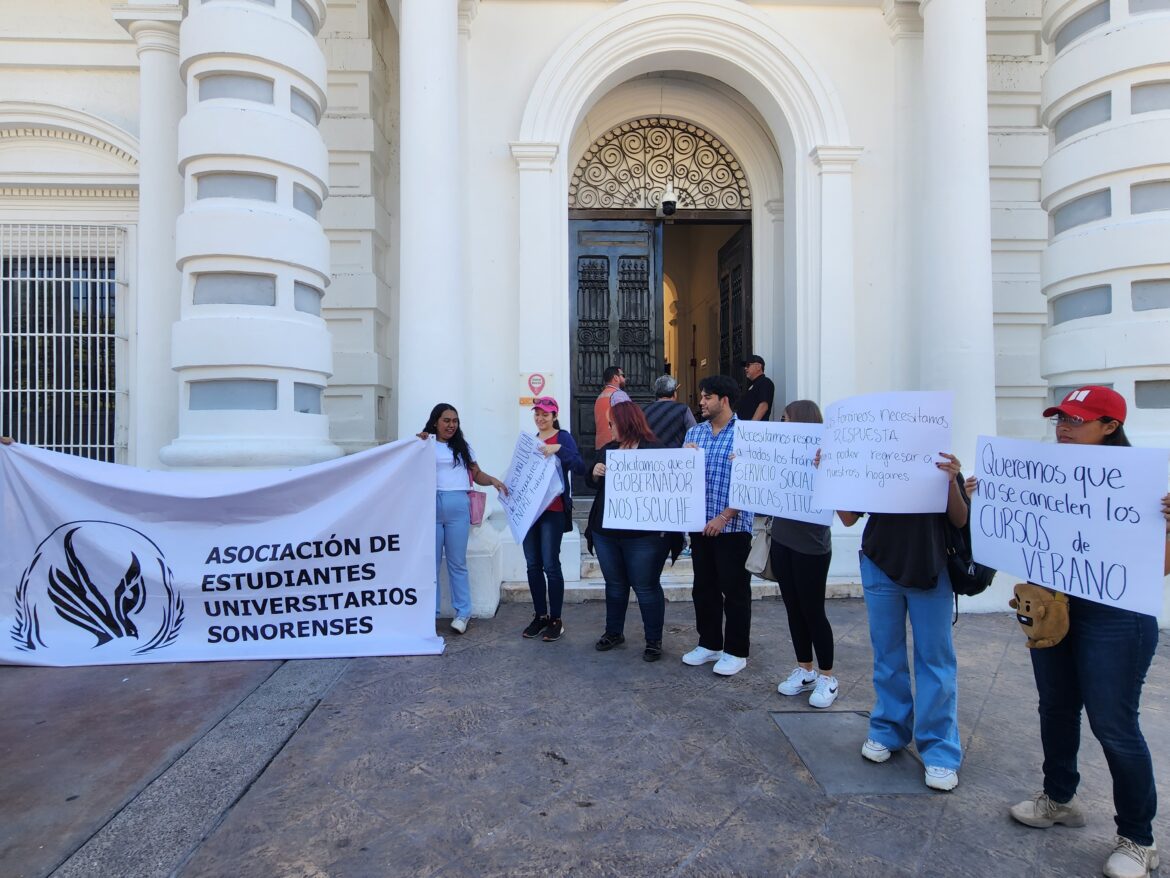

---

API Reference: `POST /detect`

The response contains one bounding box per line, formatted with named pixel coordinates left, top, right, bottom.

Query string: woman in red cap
left=974, top=386, right=1170, bottom=878
left=520, top=396, right=585, bottom=642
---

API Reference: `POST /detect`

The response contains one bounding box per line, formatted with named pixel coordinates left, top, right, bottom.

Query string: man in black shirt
left=735, top=355, right=775, bottom=421
left=643, top=375, right=696, bottom=448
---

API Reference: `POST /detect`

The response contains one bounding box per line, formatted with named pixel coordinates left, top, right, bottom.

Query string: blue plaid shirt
left=685, top=416, right=754, bottom=534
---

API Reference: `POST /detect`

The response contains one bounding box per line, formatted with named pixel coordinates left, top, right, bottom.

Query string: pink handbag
left=468, top=470, right=486, bottom=526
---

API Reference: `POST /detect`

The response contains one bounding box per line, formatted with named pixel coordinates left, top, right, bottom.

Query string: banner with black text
left=0, top=439, right=443, bottom=666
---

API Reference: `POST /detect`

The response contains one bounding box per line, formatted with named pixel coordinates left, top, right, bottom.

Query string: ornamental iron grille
left=569, top=117, right=751, bottom=211
left=0, top=224, right=125, bottom=462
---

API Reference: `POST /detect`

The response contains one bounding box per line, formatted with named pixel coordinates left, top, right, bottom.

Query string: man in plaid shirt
left=682, top=374, right=755, bottom=676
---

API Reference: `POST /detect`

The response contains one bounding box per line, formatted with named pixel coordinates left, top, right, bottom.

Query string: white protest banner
left=499, top=433, right=562, bottom=543
left=813, top=391, right=953, bottom=514
left=972, top=435, right=1169, bottom=616
left=602, top=448, right=706, bottom=532
left=729, top=421, right=833, bottom=525
left=0, top=439, right=443, bottom=667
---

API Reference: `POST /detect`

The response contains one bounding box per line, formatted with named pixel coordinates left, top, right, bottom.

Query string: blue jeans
left=593, top=531, right=668, bottom=642
left=860, top=553, right=961, bottom=770
left=435, top=491, right=472, bottom=618
left=522, top=509, right=565, bottom=618
left=1030, top=597, right=1158, bottom=846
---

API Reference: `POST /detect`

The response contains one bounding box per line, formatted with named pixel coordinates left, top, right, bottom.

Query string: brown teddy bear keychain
left=1008, top=583, right=1070, bottom=649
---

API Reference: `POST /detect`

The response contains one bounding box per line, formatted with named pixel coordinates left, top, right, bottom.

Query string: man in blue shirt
left=682, top=375, right=754, bottom=676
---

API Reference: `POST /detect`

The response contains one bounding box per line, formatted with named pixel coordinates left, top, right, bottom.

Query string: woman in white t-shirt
left=418, top=403, right=506, bottom=635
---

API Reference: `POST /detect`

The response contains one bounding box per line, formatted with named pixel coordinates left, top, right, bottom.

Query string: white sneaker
left=861, top=739, right=892, bottom=763
left=450, top=616, right=469, bottom=634
left=924, top=766, right=959, bottom=791
left=682, top=646, right=723, bottom=666
left=712, top=653, right=747, bottom=676
left=777, top=667, right=818, bottom=696
left=809, top=674, right=839, bottom=709
left=1104, top=837, right=1159, bottom=878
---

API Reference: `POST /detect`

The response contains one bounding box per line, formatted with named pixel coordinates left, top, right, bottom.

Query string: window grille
left=0, top=224, right=125, bottom=462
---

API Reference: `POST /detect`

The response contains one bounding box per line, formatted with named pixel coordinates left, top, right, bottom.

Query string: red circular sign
left=528, top=373, right=546, bottom=395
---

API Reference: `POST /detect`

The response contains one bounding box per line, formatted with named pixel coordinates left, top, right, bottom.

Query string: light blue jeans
left=436, top=490, right=472, bottom=618
left=860, top=553, right=961, bottom=771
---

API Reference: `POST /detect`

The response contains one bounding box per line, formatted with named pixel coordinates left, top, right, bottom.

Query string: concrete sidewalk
left=2, top=599, right=1166, bottom=878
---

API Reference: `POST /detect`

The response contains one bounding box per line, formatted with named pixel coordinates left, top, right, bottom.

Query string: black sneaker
left=522, top=614, right=550, bottom=639
left=643, top=641, right=663, bottom=662
left=595, top=632, right=625, bottom=651
left=542, top=618, right=564, bottom=642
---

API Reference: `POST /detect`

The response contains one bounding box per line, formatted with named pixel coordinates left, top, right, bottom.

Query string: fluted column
left=397, top=0, right=463, bottom=433
left=161, top=0, right=340, bottom=466
left=1040, top=0, right=1170, bottom=446
left=114, top=3, right=185, bottom=468
left=918, top=0, right=997, bottom=460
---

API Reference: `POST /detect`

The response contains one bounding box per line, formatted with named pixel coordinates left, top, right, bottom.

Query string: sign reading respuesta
left=602, top=448, right=706, bottom=532
left=971, top=435, right=1169, bottom=617
left=813, top=391, right=953, bottom=514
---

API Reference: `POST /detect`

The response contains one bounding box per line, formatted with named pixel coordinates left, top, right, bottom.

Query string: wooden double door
left=568, top=219, right=752, bottom=477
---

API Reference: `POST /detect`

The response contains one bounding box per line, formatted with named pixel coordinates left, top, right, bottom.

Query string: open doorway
left=568, top=217, right=751, bottom=456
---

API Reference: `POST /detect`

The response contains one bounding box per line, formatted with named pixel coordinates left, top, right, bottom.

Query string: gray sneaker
left=450, top=616, right=469, bottom=635
left=1009, top=792, right=1087, bottom=828
left=1103, top=836, right=1159, bottom=878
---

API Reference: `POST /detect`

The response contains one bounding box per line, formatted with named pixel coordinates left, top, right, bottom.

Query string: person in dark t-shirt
left=736, top=355, right=775, bottom=421
left=835, top=450, right=969, bottom=794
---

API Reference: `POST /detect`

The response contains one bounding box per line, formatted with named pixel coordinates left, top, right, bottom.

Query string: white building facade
left=2, top=0, right=1169, bottom=614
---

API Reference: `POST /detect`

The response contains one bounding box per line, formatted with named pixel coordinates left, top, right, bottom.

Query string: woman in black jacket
left=585, top=401, right=671, bottom=662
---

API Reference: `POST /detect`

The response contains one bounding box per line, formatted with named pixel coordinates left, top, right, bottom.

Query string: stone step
left=500, top=576, right=862, bottom=604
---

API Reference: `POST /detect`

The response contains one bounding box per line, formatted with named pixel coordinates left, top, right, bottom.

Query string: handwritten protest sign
left=500, top=433, right=562, bottom=543
left=812, top=391, right=953, bottom=514
left=729, top=422, right=833, bottom=525
left=602, top=448, right=706, bottom=532
left=971, top=435, right=1169, bottom=616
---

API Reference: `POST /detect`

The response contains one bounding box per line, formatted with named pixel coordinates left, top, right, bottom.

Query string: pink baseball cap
left=1043, top=385, right=1126, bottom=424
left=532, top=396, right=559, bottom=413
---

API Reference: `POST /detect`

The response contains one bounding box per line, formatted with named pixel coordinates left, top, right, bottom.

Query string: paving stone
left=0, top=599, right=1162, bottom=878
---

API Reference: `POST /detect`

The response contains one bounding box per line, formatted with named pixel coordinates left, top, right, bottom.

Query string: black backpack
left=945, top=474, right=996, bottom=598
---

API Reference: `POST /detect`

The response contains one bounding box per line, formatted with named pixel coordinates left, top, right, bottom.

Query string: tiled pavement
left=2, top=599, right=1166, bottom=878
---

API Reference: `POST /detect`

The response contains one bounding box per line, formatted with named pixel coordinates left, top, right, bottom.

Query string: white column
left=884, top=0, right=924, bottom=390
left=114, top=3, right=185, bottom=469
left=510, top=142, right=562, bottom=433
left=812, top=147, right=862, bottom=407
left=161, top=0, right=340, bottom=467
left=398, top=0, right=463, bottom=433
left=919, top=0, right=997, bottom=461
left=763, top=198, right=786, bottom=398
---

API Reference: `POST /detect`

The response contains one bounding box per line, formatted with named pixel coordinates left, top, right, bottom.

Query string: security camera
left=658, top=183, right=678, bottom=217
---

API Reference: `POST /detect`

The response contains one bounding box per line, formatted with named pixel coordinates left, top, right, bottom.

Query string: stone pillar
left=509, top=142, right=562, bottom=433
left=161, top=0, right=340, bottom=467
left=397, top=0, right=463, bottom=434
left=884, top=0, right=924, bottom=390
left=1040, top=0, right=1170, bottom=447
left=812, top=147, right=862, bottom=407
left=918, top=0, right=997, bottom=462
left=114, top=3, right=185, bottom=469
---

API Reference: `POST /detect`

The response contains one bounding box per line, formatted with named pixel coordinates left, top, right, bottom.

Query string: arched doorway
left=511, top=0, right=859, bottom=443
left=567, top=115, right=754, bottom=452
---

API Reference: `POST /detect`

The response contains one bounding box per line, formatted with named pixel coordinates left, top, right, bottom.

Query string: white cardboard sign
left=972, top=435, right=1169, bottom=617
left=601, top=447, right=706, bottom=532
left=729, top=421, right=833, bottom=525
left=812, top=391, right=954, bottom=514
left=499, top=433, right=563, bottom=543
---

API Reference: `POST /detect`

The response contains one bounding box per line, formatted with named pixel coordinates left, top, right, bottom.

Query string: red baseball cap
left=1042, top=385, right=1126, bottom=424
left=532, top=396, right=559, bottom=413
